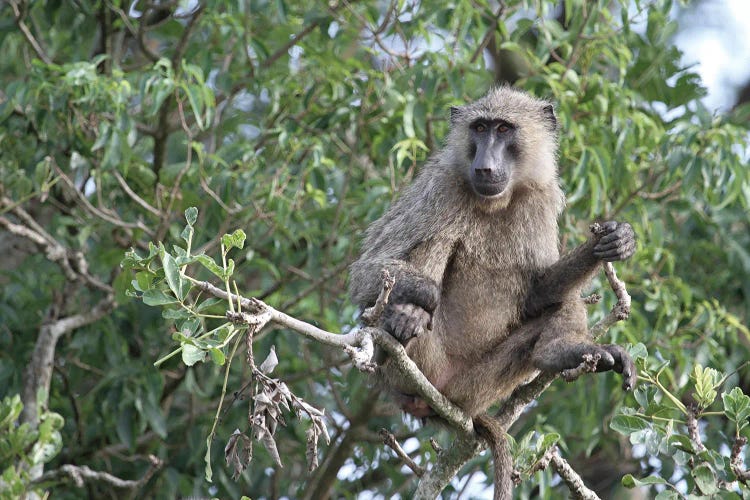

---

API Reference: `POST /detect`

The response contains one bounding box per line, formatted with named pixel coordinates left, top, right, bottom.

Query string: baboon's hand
left=552, top=343, right=636, bottom=391
left=382, top=303, right=432, bottom=342
left=593, top=221, right=636, bottom=262
left=597, top=344, right=637, bottom=391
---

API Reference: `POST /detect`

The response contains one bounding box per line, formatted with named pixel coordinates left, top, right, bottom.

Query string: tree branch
left=731, top=436, right=750, bottom=484
left=548, top=448, right=601, bottom=500
left=10, top=0, right=52, bottom=64
left=415, top=259, right=632, bottom=496
left=191, top=250, right=631, bottom=497
left=380, top=429, right=425, bottom=477
left=0, top=198, right=113, bottom=293
left=35, top=454, right=162, bottom=489
left=194, top=278, right=474, bottom=435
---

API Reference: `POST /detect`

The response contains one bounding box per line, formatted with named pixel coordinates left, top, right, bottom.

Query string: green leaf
left=209, top=348, right=226, bottom=366
left=196, top=254, right=225, bottom=279
left=691, top=464, right=719, bottom=495
left=182, top=344, right=206, bottom=366
left=691, top=364, right=720, bottom=409
left=180, top=224, right=193, bottom=245
left=610, top=414, right=650, bottom=435
left=196, top=297, right=224, bottom=312
left=723, top=387, right=750, bottom=431
left=142, top=289, right=178, bottom=306
left=622, top=474, right=669, bottom=489
left=162, top=253, right=185, bottom=301
left=185, top=206, right=198, bottom=226
left=221, top=229, right=246, bottom=252
left=139, top=396, right=167, bottom=439
left=629, top=343, right=648, bottom=360
left=535, top=432, right=560, bottom=455
left=162, top=308, right=190, bottom=320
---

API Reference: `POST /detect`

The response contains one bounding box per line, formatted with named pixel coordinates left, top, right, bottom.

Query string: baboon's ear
left=450, top=106, right=461, bottom=126
left=542, top=104, right=557, bottom=131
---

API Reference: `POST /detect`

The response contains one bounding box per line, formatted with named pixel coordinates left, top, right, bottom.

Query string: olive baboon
left=349, top=87, right=636, bottom=498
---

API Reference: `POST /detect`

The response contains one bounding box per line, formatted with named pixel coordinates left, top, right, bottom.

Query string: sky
left=675, top=0, right=750, bottom=111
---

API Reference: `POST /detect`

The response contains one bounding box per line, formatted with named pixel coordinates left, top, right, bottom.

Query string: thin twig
left=112, top=170, right=162, bottom=217
left=53, top=163, right=154, bottom=235
left=469, top=3, right=506, bottom=64
left=10, top=0, right=52, bottom=64
left=380, top=429, right=425, bottom=477
left=560, top=353, right=600, bottom=382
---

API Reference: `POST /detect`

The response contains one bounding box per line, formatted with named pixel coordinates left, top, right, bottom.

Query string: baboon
left=349, top=87, right=636, bottom=498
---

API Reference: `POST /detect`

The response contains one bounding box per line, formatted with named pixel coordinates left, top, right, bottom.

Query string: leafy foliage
left=0, top=395, right=64, bottom=498
left=1, top=0, right=749, bottom=498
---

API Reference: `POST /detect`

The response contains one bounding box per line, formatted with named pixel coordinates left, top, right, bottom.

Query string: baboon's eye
left=497, top=124, right=510, bottom=134
left=474, top=123, right=486, bottom=133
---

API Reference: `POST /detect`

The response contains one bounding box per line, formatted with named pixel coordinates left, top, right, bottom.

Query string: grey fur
left=349, top=87, right=636, bottom=499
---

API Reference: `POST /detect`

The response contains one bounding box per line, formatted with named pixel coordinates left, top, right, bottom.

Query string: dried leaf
left=259, top=346, right=278, bottom=374
left=306, top=427, right=320, bottom=472
left=224, top=429, right=253, bottom=480
left=254, top=423, right=283, bottom=468
left=315, top=417, right=331, bottom=445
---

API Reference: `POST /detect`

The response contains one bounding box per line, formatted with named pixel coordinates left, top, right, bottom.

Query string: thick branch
left=194, top=279, right=474, bottom=435
left=21, top=295, right=116, bottom=428
left=731, top=436, right=750, bottom=484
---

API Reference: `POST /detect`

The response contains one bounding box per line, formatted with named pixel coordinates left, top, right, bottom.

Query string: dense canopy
left=1, top=1, right=749, bottom=498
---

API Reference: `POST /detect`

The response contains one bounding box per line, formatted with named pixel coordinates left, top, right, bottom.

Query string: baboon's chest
left=435, top=221, right=557, bottom=355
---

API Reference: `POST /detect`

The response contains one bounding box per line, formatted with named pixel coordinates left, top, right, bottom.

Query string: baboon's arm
left=349, top=167, right=459, bottom=310
left=525, top=238, right=600, bottom=317
left=525, top=221, right=635, bottom=317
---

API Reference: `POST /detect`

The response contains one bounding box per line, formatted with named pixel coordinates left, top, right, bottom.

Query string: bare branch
left=36, top=454, right=162, bottom=489
left=53, top=163, right=155, bottom=235
left=10, top=0, right=52, bottom=64
left=560, top=353, right=600, bottom=382
left=380, top=429, right=425, bottom=477
left=731, top=436, right=750, bottom=484
left=192, top=278, right=474, bottom=434
left=549, top=448, right=601, bottom=500
left=171, top=5, right=204, bottom=66
left=686, top=406, right=707, bottom=453
left=589, top=261, right=631, bottom=339
left=112, top=170, right=162, bottom=217
left=469, top=3, right=506, bottom=64
left=361, top=269, right=395, bottom=326
left=21, top=295, right=116, bottom=429
left=414, top=434, right=483, bottom=500
left=0, top=199, right=113, bottom=293
left=371, top=327, right=473, bottom=434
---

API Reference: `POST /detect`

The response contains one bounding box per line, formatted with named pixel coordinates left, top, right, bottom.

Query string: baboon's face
left=466, top=118, right=519, bottom=199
